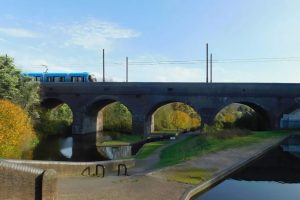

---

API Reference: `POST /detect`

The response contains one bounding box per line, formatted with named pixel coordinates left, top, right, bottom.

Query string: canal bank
left=56, top=134, right=289, bottom=200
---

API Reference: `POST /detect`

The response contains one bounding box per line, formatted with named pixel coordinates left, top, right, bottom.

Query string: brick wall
left=0, top=160, right=57, bottom=200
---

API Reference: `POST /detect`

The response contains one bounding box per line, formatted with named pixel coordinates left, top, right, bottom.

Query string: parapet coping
left=0, top=159, right=44, bottom=175
left=3, top=158, right=134, bottom=166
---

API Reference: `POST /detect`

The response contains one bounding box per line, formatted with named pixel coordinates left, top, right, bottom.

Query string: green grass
left=99, top=134, right=143, bottom=146
left=153, top=129, right=178, bottom=134
left=158, top=130, right=292, bottom=168
left=135, top=141, right=170, bottom=159
left=162, top=168, right=214, bottom=185
left=100, top=140, right=130, bottom=146
left=117, top=134, right=143, bottom=143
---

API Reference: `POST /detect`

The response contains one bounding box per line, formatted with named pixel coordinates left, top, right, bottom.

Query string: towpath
left=57, top=134, right=287, bottom=200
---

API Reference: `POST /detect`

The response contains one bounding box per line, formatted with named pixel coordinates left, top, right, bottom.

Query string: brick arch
left=215, top=101, right=271, bottom=130
left=80, top=95, right=133, bottom=138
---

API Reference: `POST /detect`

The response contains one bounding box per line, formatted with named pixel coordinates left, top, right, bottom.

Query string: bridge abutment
left=132, top=114, right=150, bottom=137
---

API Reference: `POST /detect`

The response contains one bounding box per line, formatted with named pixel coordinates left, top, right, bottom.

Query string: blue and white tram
left=22, top=72, right=97, bottom=83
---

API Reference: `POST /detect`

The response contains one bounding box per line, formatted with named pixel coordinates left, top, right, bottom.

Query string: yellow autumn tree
left=191, top=117, right=201, bottom=129
left=171, top=111, right=190, bottom=130
left=0, top=99, right=38, bottom=158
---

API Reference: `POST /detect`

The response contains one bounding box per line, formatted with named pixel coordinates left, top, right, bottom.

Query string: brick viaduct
left=40, top=82, right=300, bottom=137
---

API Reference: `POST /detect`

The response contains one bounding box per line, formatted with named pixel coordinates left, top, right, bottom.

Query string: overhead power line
left=16, top=56, right=300, bottom=69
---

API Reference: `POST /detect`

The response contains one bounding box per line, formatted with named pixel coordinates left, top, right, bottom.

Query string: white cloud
left=53, top=19, right=140, bottom=49
left=0, top=27, right=39, bottom=38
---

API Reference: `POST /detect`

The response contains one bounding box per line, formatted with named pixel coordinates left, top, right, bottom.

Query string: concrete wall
left=4, top=159, right=135, bottom=177
left=0, top=160, right=57, bottom=200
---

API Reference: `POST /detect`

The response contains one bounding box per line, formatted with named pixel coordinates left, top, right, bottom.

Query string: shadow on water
left=33, top=133, right=107, bottom=161
left=195, top=135, right=300, bottom=200
left=32, top=132, right=171, bottom=161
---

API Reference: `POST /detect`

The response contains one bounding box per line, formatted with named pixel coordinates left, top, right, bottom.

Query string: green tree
left=37, top=104, right=73, bottom=136
left=0, top=55, right=20, bottom=100
left=0, top=55, right=40, bottom=119
left=103, top=102, right=132, bottom=133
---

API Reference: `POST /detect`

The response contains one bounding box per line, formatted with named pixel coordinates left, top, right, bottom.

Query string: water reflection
left=59, top=137, right=73, bottom=158
left=195, top=135, right=300, bottom=200
left=32, top=132, right=132, bottom=161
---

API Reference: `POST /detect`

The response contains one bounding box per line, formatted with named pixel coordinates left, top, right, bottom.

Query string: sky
left=0, top=0, right=300, bottom=82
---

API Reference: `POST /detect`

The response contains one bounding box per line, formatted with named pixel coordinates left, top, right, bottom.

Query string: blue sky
left=0, top=0, right=300, bottom=82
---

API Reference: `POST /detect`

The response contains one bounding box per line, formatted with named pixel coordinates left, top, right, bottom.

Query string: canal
left=194, top=135, right=300, bottom=200
left=32, top=132, right=133, bottom=161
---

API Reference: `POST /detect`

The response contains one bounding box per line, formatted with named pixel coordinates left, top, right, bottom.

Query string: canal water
left=32, top=132, right=132, bottom=161
left=195, top=135, right=300, bottom=200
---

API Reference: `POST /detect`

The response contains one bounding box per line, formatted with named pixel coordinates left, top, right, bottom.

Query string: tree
left=0, top=55, right=40, bottom=119
left=171, top=111, right=190, bottom=131
left=103, top=102, right=132, bottom=133
left=37, top=103, right=73, bottom=136
left=0, top=99, right=38, bottom=158
left=0, top=55, right=20, bottom=100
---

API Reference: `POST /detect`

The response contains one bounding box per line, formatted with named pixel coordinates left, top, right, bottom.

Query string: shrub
left=0, top=99, right=38, bottom=158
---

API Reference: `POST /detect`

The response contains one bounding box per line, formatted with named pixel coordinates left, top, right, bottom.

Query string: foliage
left=0, top=55, right=20, bottom=100
left=171, top=111, right=190, bottom=130
left=0, top=99, right=38, bottom=158
left=103, top=102, right=132, bottom=133
left=214, top=103, right=262, bottom=130
left=154, top=102, right=201, bottom=132
left=37, top=103, right=73, bottom=136
left=0, top=55, right=40, bottom=119
left=158, top=130, right=291, bottom=168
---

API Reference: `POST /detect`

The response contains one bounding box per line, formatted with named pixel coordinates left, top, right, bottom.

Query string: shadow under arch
left=146, top=100, right=201, bottom=134
left=215, top=101, right=271, bottom=130
left=41, top=97, right=69, bottom=109
left=40, top=97, right=74, bottom=120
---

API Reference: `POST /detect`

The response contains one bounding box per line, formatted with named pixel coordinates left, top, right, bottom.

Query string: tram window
left=78, top=77, right=83, bottom=82
left=53, top=76, right=65, bottom=82
left=71, top=76, right=84, bottom=82
left=54, top=77, right=60, bottom=82
left=71, top=76, right=77, bottom=82
left=47, top=77, right=54, bottom=82
left=35, top=76, right=41, bottom=82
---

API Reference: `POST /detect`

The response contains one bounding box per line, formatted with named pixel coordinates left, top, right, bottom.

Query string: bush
left=0, top=99, right=38, bottom=158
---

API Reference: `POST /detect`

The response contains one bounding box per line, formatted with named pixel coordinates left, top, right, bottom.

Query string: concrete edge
left=3, top=158, right=135, bottom=166
left=0, top=159, right=44, bottom=175
left=180, top=136, right=288, bottom=200
left=3, top=158, right=135, bottom=177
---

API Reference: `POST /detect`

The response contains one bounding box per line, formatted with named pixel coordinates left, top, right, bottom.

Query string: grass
left=135, top=141, right=170, bottom=159
left=153, top=129, right=178, bottom=134
left=117, top=134, right=143, bottom=143
left=99, top=134, right=143, bottom=146
left=100, top=140, right=130, bottom=146
left=158, top=130, right=292, bottom=168
left=162, top=168, right=214, bottom=185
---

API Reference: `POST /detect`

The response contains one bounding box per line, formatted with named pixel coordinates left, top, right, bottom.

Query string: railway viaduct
left=40, top=82, right=300, bottom=137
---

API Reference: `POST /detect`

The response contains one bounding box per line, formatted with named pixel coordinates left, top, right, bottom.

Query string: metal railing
left=117, top=164, right=128, bottom=176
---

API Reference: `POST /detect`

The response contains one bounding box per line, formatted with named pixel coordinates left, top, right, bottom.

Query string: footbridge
left=40, top=82, right=300, bottom=136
